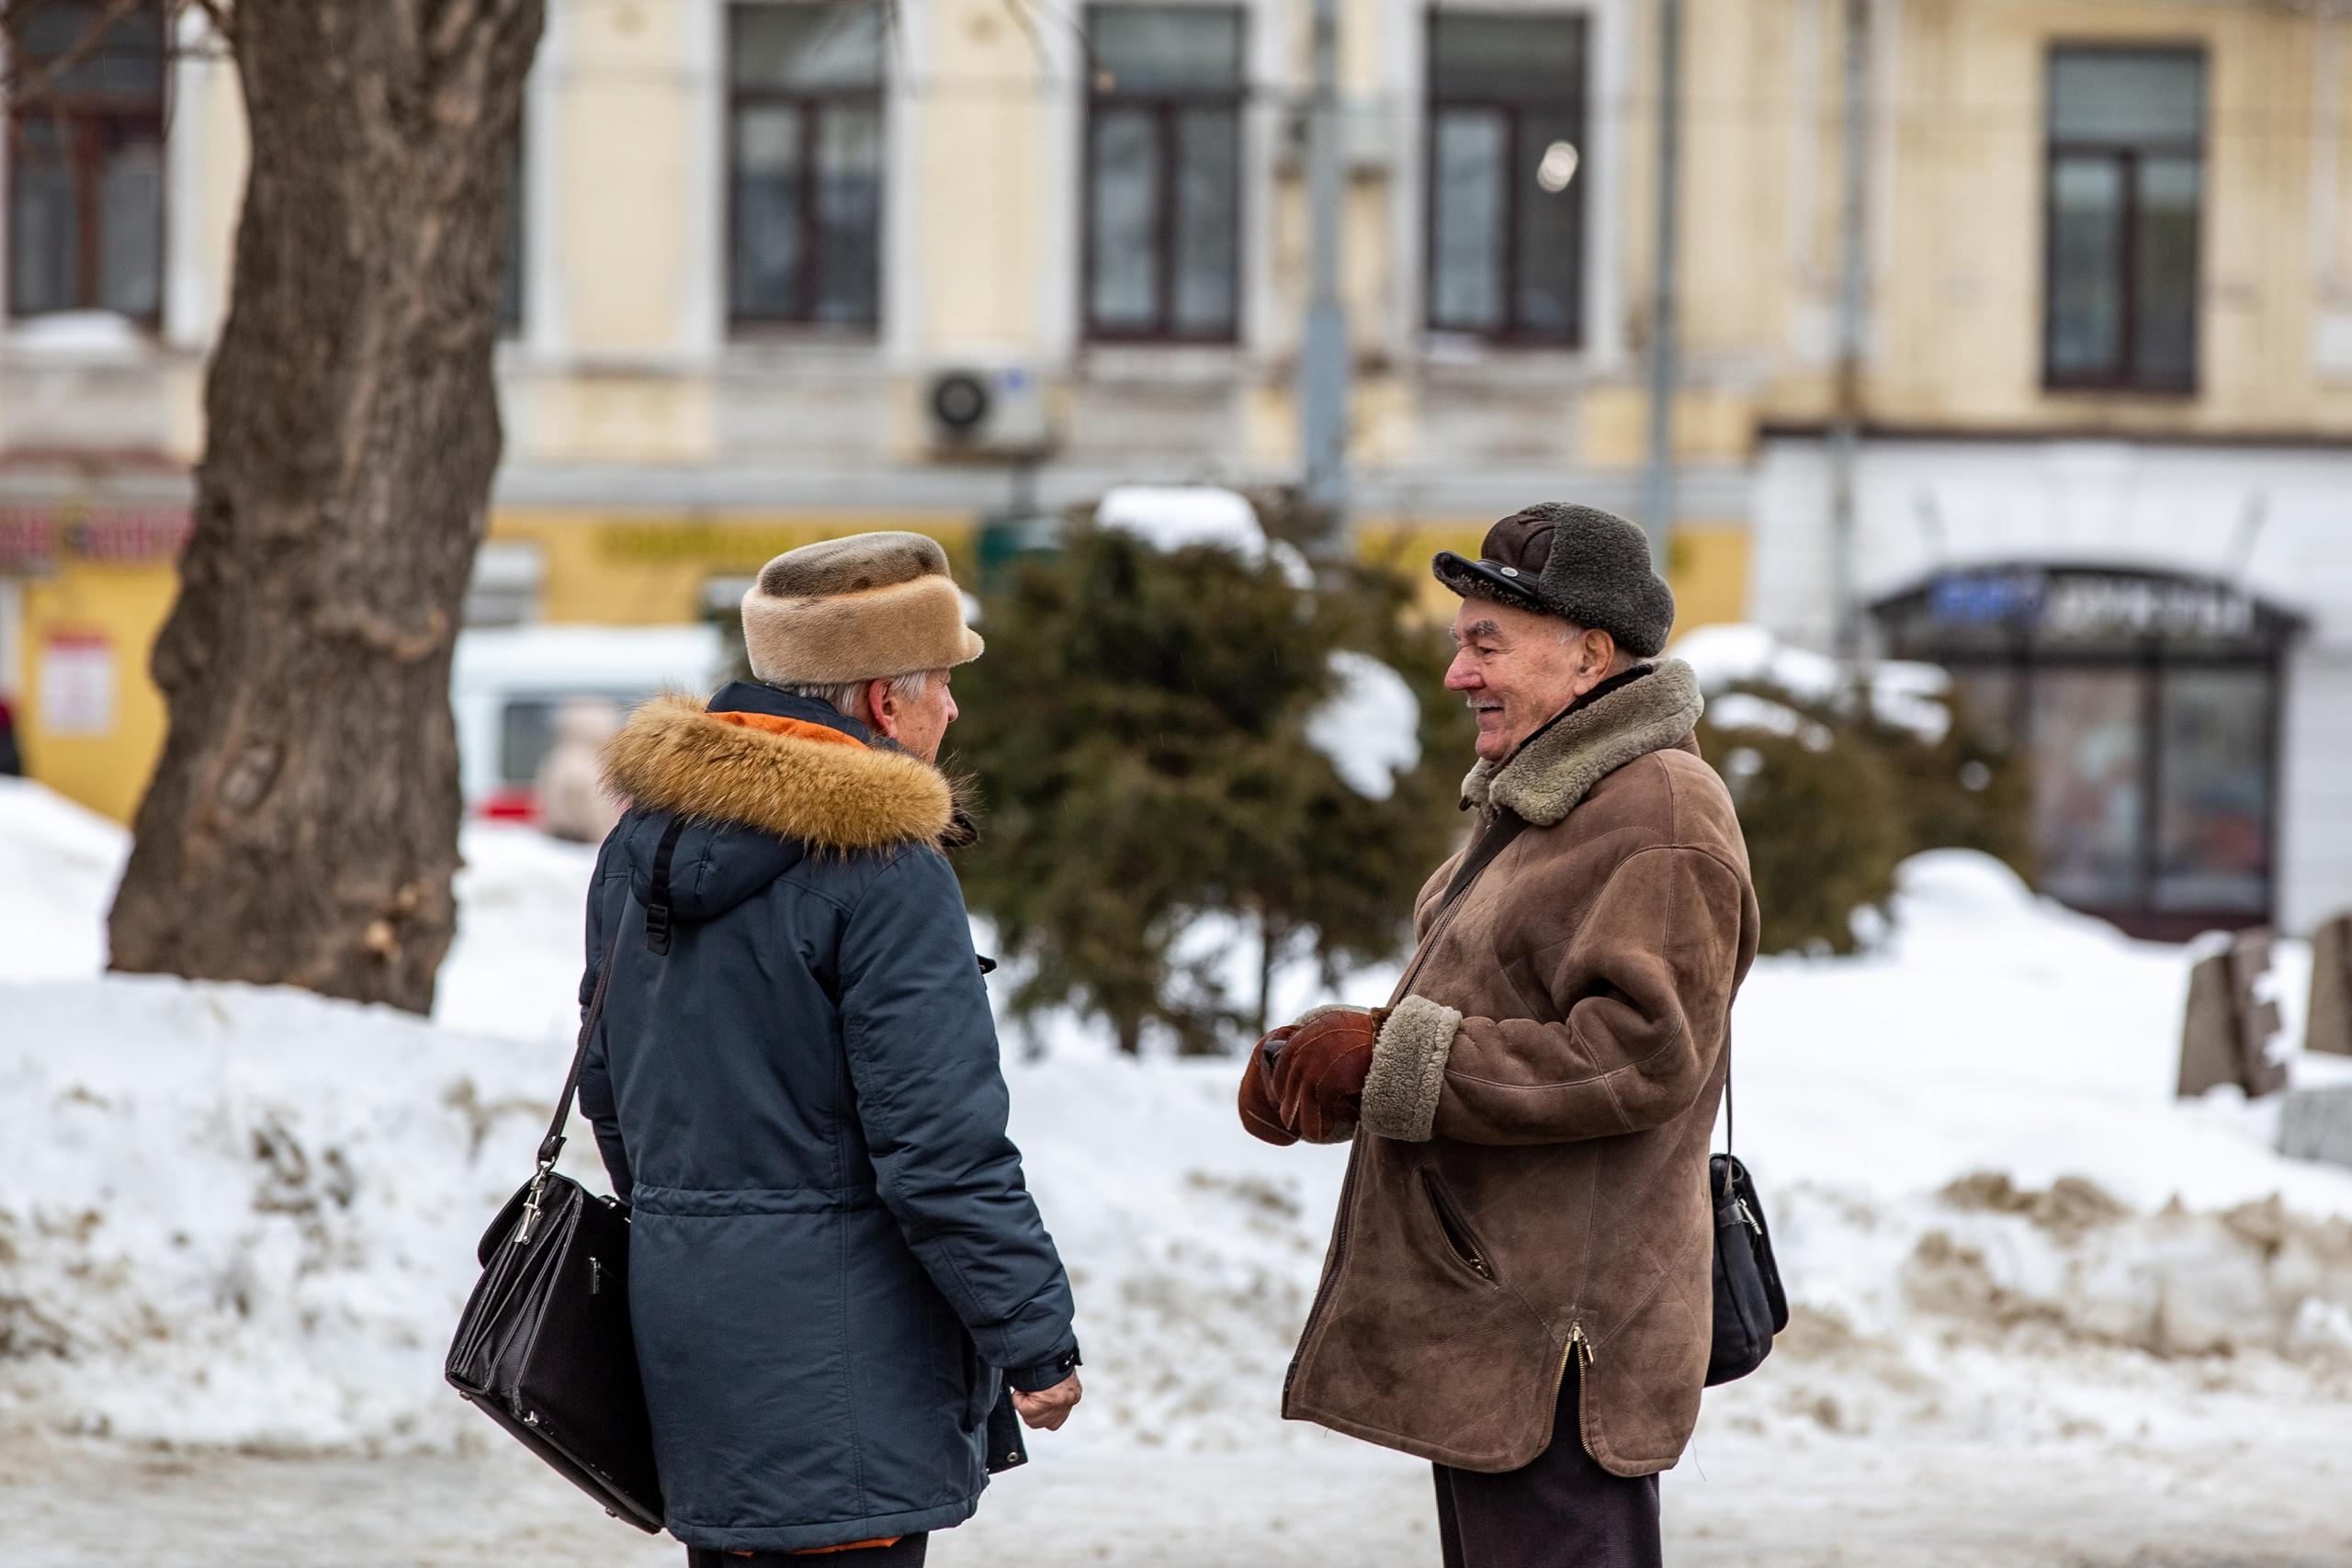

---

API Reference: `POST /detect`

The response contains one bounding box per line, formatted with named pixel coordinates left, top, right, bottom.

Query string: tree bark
left=107, top=0, right=542, bottom=1012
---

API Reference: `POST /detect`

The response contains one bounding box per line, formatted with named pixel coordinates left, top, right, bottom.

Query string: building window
left=727, top=1, right=886, bottom=331
left=2043, top=48, right=2203, bottom=391
left=6, top=1, right=166, bottom=321
left=1082, top=6, right=1244, bottom=343
left=1425, top=11, right=1586, bottom=344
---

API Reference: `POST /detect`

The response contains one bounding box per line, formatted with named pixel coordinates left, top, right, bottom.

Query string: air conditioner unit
left=923, top=365, right=1056, bottom=458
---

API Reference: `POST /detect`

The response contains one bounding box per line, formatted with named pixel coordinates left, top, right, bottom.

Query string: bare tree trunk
left=107, top=0, right=542, bottom=1012
left=1251, top=909, right=1281, bottom=1040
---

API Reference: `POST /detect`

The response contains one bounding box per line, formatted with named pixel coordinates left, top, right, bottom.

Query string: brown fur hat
left=741, top=532, right=985, bottom=685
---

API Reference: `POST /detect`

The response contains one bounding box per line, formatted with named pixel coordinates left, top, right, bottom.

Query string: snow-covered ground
left=4, top=776, right=2351, bottom=1564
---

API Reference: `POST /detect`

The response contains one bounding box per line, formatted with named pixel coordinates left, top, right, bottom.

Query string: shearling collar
left=1460, top=659, right=1704, bottom=827
left=602, top=691, right=958, bottom=852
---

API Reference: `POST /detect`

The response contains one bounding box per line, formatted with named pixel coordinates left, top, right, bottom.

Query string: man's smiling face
left=1444, top=600, right=1620, bottom=762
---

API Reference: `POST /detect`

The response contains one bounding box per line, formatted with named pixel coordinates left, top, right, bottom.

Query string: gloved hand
left=1272, top=1008, right=1388, bottom=1144
left=1238, top=1026, right=1301, bottom=1145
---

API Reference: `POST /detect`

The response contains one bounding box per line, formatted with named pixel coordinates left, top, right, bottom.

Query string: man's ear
left=866, top=677, right=899, bottom=739
left=1577, top=628, right=1616, bottom=684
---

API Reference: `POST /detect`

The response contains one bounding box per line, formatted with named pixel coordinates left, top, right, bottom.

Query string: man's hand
left=1272, top=1008, right=1387, bottom=1143
left=1011, top=1372, right=1082, bottom=1431
left=1238, top=1027, right=1301, bottom=1145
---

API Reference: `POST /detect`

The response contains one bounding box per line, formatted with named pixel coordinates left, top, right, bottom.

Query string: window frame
left=1422, top=7, right=1589, bottom=349
left=3, top=4, right=170, bottom=324
left=723, top=0, right=888, bottom=334
left=1079, top=4, right=1247, bottom=346
left=2039, top=42, right=2205, bottom=395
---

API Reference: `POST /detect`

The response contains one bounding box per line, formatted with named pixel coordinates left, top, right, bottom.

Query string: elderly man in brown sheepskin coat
left=1238, top=503, right=1760, bottom=1568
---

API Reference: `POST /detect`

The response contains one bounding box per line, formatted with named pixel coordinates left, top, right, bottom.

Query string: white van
left=451, top=625, right=724, bottom=823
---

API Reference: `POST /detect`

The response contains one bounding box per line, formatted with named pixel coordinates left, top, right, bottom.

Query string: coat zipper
left=1567, top=1319, right=1597, bottom=1371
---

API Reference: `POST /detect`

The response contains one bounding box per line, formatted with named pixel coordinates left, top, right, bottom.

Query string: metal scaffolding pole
left=1638, top=0, right=1682, bottom=573
left=1299, top=0, right=1351, bottom=547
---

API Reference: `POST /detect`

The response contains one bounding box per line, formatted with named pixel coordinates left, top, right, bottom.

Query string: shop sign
left=1923, top=567, right=2265, bottom=646
left=0, top=507, right=191, bottom=573
left=39, top=629, right=117, bottom=737
left=595, top=523, right=844, bottom=570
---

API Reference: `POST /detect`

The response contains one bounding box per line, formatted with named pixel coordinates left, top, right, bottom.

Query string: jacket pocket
left=1420, top=1169, right=1499, bottom=1286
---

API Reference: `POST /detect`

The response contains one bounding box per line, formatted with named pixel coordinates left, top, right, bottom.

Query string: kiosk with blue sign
left=1873, top=564, right=2303, bottom=939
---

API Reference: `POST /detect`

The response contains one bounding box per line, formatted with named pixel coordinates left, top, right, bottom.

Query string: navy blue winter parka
left=575, top=682, right=1077, bottom=1553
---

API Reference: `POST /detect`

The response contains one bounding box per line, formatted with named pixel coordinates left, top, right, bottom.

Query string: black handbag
left=447, top=933, right=665, bottom=1532
left=1704, top=1070, right=1789, bottom=1387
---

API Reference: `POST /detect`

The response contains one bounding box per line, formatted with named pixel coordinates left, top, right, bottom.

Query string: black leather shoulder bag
left=1704, top=1065, right=1790, bottom=1386
left=446, top=926, right=664, bottom=1532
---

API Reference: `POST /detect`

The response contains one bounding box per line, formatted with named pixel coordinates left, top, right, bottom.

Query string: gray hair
left=771, top=669, right=937, bottom=724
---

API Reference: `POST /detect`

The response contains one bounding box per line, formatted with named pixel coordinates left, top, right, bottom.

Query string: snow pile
left=1672, top=622, right=1953, bottom=742
left=1092, top=485, right=1315, bottom=590
left=0, top=778, right=128, bottom=980
left=436, top=828, right=604, bottom=1043
left=1303, top=651, right=1421, bottom=800
left=0, top=976, right=588, bottom=1449
left=6, top=780, right=2352, bottom=1461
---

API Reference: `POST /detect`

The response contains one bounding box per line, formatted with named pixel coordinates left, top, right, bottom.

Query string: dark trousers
left=1432, top=1367, right=1662, bottom=1568
left=686, top=1535, right=929, bottom=1568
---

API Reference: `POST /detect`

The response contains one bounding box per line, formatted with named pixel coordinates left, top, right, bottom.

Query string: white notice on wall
left=40, top=632, right=117, bottom=737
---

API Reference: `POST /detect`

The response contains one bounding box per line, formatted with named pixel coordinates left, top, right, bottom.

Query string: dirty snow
left=5, top=781, right=2352, bottom=1562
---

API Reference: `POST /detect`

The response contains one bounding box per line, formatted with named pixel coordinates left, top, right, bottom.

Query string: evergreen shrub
left=953, top=514, right=1472, bottom=1055
left=1694, top=675, right=2033, bottom=955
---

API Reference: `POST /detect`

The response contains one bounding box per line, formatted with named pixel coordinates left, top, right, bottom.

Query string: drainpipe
left=1829, top=0, right=1870, bottom=660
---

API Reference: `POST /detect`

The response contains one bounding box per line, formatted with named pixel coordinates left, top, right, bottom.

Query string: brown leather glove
left=1272, top=1008, right=1388, bottom=1144
left=1238, top=1027, right=1301, bottom=1145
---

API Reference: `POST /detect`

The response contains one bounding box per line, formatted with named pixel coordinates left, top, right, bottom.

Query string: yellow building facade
left=4, top=0, right=2347, bottom=931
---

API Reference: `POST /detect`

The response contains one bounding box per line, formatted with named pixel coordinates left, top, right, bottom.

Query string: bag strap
left=1389, top=809, right=1530, bottom=1007
left=1714, top=1059, right=1738, bottom=1198
left=1724, top=1056, right=1735, bottom=1154
left=537, top=925, right=624, bottom=1169
left=1438, top=808, right=1530, bottom=914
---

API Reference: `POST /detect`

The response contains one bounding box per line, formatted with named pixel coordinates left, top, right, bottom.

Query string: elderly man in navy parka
left=577, top=533, right=1081, bottom=1566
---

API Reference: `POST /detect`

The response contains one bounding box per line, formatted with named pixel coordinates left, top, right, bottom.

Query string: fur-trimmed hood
left=602, top=691, right=957, bottom=852
left=1460, top=659, right=1704, bottom=826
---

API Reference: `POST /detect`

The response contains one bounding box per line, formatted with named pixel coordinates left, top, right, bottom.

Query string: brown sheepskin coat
left=1283, top=659, right=1759, bottom=1475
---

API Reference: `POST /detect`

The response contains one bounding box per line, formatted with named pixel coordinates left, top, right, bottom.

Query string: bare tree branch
left=1, top=0, right=151, bottom=106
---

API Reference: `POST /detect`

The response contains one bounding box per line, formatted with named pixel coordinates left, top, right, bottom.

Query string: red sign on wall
left=0, top=508, right=191, bottom=573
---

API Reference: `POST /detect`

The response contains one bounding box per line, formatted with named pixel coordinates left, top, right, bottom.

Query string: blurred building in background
left=3, top=0, right=2350, bottom=934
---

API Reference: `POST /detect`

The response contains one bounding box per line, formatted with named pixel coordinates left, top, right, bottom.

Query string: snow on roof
left=1305, top=651, right=1422, bottom=800
left=1093, top=485, right=1315, bottom=589
left=9, top=309, right=145, bottom=357
left=1671, top=621, right=1953, bottom=743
